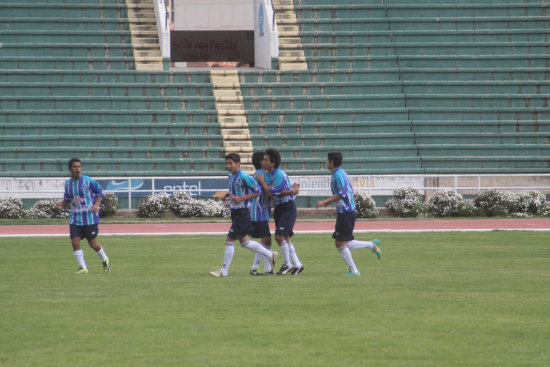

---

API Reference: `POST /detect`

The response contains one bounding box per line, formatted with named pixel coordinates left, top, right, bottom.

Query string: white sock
left=252, top=252, right=262, bottom=270
left=222, top=241, right=235, bottom=275
left=96, top=246, right=108, bottom=262
left=338, top=245, right=359, bottom=274
left=279, top=240, right=291, bottom=266
left=241, top=239, right=273, bottom=259
left=73, top=249, right=87, bottom=270
left=347, top=239, right=374, bottom=250
left=288, top=242, right=302, bottom=268
left=262, top=243, right=273, bottom=272
left=264, top=254, right=272, bottom=272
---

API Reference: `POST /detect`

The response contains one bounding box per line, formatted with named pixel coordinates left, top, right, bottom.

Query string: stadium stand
left=0, top=0, right=549, bottom=177
left=244, top=0, right=550, bottom=174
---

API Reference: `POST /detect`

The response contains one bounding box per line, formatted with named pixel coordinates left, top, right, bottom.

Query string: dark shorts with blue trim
left=228, top=208, right=255, bottom=240
left=70, top=224, right=99, bottom=240
left=273, top=201, right=297, bottom=238
left=332, top=211, right=357, bottom=242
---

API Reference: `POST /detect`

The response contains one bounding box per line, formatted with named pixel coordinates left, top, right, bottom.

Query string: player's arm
left=232, top=192, right=261, bottom=204
left=232, top=175, right=262, bottom=204
left=281, top=183, right=300, bottom=196
left=256, top=171, right=274, bottom=197
left=315, top=193, right=341, bottom=209
left=92, top=195, right=103, bottom=213
left=56, top=199, right=69, bottom=210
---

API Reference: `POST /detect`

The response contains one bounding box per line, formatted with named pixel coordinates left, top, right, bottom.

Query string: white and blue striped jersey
left=228, top=169, right=261, bottom=210
left=250, top=169, right=271, bottom=221
left=267, top=168, right=295, bottom=207
left=63, top=175, right=105, bottom=226
left=331, top=167, right=356, bottom=213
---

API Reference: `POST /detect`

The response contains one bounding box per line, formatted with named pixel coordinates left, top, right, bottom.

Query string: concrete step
left=213, top=89, right=242, bottom=97
left=218, top=116, right=247, bottom=124
left=279, top=62, right=308, bottom=70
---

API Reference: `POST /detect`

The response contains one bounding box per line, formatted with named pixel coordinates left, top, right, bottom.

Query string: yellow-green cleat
left=372, top=239, right=381, bottom=260
left=102, top=258, right=110, bottom=272
left=75, top=267, right=88, bottom=274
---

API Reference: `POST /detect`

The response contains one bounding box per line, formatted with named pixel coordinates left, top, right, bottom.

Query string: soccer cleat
left=250, top=269, right=263, bottom=276
left=372, top=239, right=381, bottom=260
left=209, top=269, right=227, bottom=277
left=270, top=251, right=279, bottom=269
left=276, top=264, right=293, bottom=275
left=264, top=270, right=275, bottom=275
left=102, top=258, right=110, bottom=272
left=291, top=265, right=305, bottom=275
left=75, top=267, right=88, bottom=274
left=346, top=271, right=361, bottom=276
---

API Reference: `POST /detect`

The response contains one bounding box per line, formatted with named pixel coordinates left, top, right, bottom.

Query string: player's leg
left=287, top=235, right=304, bottom=275
left=333, top=212, right=360, bottom=275
left=210, top=236, right=235, bottom=277
left=70, top=225, right=88, bottom=273
left=273, top=205, right=291, bottom=272
left=345, top=211, right=381, bottom=259
left=84, top=224, right=110, bottom=272
left=261, top=236, right=273, bottom=273
left=240, top=235, right=276, bottom=265
left=249, top=222, right=264, bottom=275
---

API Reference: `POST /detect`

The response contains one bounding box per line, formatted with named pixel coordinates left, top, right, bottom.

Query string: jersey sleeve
left=269, top=170, right=285, bottom=196
left=89, top=177, right=105, bottom=197
left=334, top=172, right=348, bottom=198
left=242, top=172, right=260, bottom=194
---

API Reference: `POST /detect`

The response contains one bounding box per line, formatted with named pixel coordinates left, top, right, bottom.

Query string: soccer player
left=256, top=148, right=304, bottom=275
left=315, top=151, right=381, bottom=276
left=56, top=158, right=110, bottom=274
left=249, top=151, right=274, bottom=275
left=210, top=153, right=278, bottom=277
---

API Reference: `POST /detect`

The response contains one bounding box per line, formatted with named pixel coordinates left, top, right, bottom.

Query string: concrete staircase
left=126, top=0, right=164, bottom=70
left=210, top=70, right=254, bottom=172
left=272, top=0, right=307, bottom=70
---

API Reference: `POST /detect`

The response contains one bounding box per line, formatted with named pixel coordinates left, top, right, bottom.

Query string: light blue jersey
left=331, top=167, right=356, bottom=213
left=250, top=169, right=270, bottom=221
left=63, top=175, right=105, bottom=226
left=228, top=169, right=261, bottom=210
left=267, top=168, right=295, bottom=206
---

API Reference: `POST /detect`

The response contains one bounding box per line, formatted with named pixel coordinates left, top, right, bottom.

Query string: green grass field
left=1, top=231, right=548, bottom=367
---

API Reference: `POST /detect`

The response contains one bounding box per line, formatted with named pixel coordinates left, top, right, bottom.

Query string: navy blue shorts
left=251, top=220, right=271, bottom=239
left=70, top=224, right=99, bottom=240
left=332, top=211, right=357, bottom=242
left=228, top=208, right=255, bottom=240
left=273, top=201, right=296, bottom=237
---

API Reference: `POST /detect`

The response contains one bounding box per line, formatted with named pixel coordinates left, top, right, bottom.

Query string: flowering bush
left=457, top=199, right=479, bottom=217
left=26, top=198, right=70, bottom=219
left=428, top=190, right=463, bottom=217
left=137, top=193, right=171, bottom=218
left=385, top=186, right=424, bottom=218
left=473, top=189, right=508, bottom=217
left=0, top=197, right=26, bottom=219
left=100, top=193, right=119, bottom=217
left=516, top=191, right=547, bottom=215
left=170, top=191, right=229, bottom=218
left=354, top=192, right=379, bottom=218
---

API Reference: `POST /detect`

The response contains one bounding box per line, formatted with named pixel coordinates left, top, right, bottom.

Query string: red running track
left=1, top=218, right=549, bottom=237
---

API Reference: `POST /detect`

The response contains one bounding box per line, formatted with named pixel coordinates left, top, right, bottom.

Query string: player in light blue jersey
left=257, top=148, right=304, bottom=276
left=249, top=151, right=274, bottom=275
left=210, top=153, right=278, bottom=277
left=316, top=151, right=381, bottom=276
left=56, top=158, right=110, bottom=274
